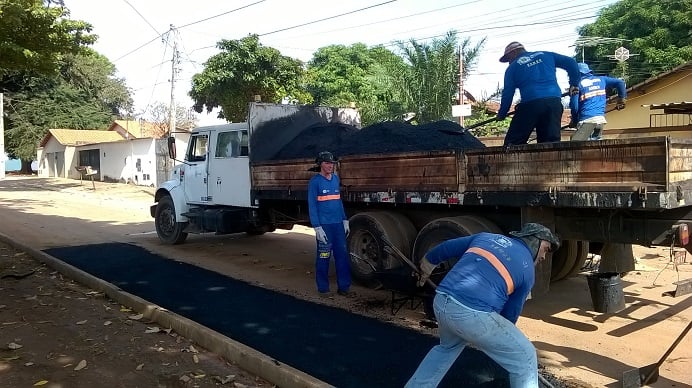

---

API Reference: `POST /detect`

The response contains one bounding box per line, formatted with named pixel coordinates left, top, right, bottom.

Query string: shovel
left=438, top=112, right=514, bottom=136
left=441, top=91, right=571, bottom=136
left=621, top=320, right=691, bottom=387
left=379, top=236, right=438, bottom=289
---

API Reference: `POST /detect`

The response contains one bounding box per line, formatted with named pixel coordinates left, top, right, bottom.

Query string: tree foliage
left=577, top=0, right=692, bottom=85
left=389, top=31, right=486, bottom=124
left=146, top=102, right=199, bottom=137
left=305, top=44, right=406, bottom=125
left=4, top=49, right=132, bottom=163
left=0, top=0, right=96, bottom=78
left=189, top=35, right=309, bottom=122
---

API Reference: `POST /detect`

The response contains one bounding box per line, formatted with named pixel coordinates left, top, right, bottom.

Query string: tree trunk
left=20, top=159, right=33, bottom=175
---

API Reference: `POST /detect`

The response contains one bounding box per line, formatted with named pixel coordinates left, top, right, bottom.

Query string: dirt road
left=0, top=176, right=690, bottom=387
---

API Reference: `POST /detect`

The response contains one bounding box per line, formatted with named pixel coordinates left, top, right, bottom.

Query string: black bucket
left=586, top=272, right=626, bottom=313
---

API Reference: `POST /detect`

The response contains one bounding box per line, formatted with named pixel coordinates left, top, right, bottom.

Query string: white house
left=36, top=120, right=191, bottom=187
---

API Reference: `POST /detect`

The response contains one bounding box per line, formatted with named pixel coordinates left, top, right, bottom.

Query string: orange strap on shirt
left=317, top=194, right=341, bottom=201
left=467, top=247, right=515, bottom=295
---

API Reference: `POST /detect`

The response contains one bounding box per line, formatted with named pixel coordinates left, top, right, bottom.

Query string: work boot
left=337, top=290, right=355, bottom=298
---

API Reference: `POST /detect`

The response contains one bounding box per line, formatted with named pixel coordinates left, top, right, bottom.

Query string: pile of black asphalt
left=45, top=243, right=508, bottom=388
left=272, top=120, right=486, bottom=160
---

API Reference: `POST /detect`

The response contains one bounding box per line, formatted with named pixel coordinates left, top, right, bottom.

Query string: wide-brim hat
left=509, top=222, right=561, bottom=251
left=500, top=41, right=525, bottom=63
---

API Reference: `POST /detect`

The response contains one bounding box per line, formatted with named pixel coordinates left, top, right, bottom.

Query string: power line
left=121, top=0, right=160, bottom=36
left=178, top=0, right=267, bottom=29
left=258, top=0, right=399, bottom=36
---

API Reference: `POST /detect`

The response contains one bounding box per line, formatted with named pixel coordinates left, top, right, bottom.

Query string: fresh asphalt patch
left=45, top=242, right=508, bottom=387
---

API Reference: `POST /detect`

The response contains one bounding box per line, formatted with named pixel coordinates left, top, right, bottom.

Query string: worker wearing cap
left=569, top=62, right=627, bottom=141
left=497, top=41, right=580, bottom=145
left=307, top=151, right=353, bottom=297
left=406, top=223, right=560, bottom=388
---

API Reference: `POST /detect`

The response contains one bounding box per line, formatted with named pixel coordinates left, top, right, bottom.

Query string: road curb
left=0, top=233, right=332, bottom=388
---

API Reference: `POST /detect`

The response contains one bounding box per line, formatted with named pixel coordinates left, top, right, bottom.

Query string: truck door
left=183, top=132, right=210, bottom=204
left=208, top=129, right=252, bottom=207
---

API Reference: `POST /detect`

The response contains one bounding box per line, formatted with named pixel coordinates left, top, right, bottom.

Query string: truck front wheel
left=155, top=195, right=188, bottom=244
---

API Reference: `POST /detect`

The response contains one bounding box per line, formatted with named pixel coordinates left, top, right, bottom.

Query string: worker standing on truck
left=569, top=62, right=627, bottom=141
left=405, top=223, right=560, bottom=388
left=497, top=41, right=580, bottom=145
left=307, top=151, right=353, bottom=297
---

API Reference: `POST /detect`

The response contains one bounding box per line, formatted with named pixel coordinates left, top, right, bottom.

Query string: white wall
left=77, top=139, right=157, bottom=186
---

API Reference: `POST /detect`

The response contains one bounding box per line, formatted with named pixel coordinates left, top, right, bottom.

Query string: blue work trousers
left=315, top=222, right=351, bottom=293
left=504, top=97, right=563, bottom=145
left=405, top=293, right=538, bottom=388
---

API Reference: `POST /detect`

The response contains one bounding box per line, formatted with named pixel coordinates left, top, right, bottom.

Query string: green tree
left=305, top=44, right=406, bottom=125
left=577, top=0, right=692, bottom=85
left=0, top=0, right=95, bottom=78
left=390, top=31, right=486, bottom=124
left=4, top=49, right=132, bottom=171
left=189, top=35, right=309, bottom=122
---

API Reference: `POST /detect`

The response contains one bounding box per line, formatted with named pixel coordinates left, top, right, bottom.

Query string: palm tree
left=387, top=31, right=485, bottom=123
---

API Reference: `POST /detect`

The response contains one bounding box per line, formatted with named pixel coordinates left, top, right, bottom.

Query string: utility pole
left=458, top=46, right=464, bottom=127
left=169, top=25, right=178, bottom=139
left=0, top=93, right=5, bottom=179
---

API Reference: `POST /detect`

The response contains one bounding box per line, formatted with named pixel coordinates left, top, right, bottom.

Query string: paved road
left=1, top=176, right=690, bottom=387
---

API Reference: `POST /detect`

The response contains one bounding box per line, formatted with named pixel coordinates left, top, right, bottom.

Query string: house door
left=55, top=152, right=65, bottom=178
left=78, top=149, right=101, bottom=180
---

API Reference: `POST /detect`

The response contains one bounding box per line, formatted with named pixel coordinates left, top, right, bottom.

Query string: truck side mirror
left=167, top=136, right=176, bottom=159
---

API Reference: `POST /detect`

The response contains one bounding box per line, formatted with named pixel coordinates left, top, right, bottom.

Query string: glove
left=417, top=256, right=437, bottom=287
left=569, top=86, right=579, bottom=97
left=616, top=98, right=626, bottom=110
left=314, top=226, right=328, bottom=244
left=343, top=220, right=350, bottom=236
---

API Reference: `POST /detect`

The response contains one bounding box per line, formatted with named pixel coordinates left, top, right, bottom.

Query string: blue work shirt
left=426, top=233, right=535, bottom=323
left=498, top=51, right=580, bottom=119
left=569, top=74, right=626, bottom=122
left=308, top=173, right=347, bottom=227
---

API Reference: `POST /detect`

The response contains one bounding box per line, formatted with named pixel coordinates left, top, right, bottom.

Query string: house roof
left=110, top=120, right=164, bottom=139
left=642, top=101, right=692, bottom=114
left=626, top=61, right=692, bottom=94
left=39, top=128, right=125, bottom=147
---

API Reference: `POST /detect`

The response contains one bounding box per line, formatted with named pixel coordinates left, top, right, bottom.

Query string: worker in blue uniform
left=307, top=151, right=352, bottom=297
left=569, top=62, right=627, bottom=141
left=497, top=41, right=580, bottom=145
left=405, top=223, right=560, bottom=388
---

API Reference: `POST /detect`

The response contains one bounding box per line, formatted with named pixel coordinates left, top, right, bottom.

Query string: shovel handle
left=381, top=240, right=438, bottom=289
left=642, top=320, right=692, bottom=385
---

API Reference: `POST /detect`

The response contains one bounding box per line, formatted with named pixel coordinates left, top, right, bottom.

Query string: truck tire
left=550, top=240, right=579, bottom=282
left=154, top=195, right=188, bottom=245
left=347, top=212, right=412, bottom=285
left=564, top=240, right=590, bottom=278
left=412, top=216, right=486, bottom=274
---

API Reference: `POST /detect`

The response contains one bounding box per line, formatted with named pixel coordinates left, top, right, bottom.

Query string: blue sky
left=65, top=0, right=619, bottom=125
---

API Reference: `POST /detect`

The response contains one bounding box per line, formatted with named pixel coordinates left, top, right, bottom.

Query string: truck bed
left=252, top=136, right=692, bottom=210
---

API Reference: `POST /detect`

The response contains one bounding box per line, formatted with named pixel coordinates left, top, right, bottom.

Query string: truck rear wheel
left=155, top=195, right=188, bottom=245
left=412, top=216, right=487, bottom=273
left=550, top=240, right=590, bottom=282
left=347, top=212, right=412, bottom=285
left=564, top=240, right=590, bottom=278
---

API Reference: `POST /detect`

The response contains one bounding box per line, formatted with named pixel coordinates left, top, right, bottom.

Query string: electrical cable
left=258, top=0, right=398, bottom=37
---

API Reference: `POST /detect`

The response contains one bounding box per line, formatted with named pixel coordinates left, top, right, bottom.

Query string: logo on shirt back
left=493, top=236, right=513, bottom=248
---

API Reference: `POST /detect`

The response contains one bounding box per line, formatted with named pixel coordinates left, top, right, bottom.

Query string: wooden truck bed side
left=251, top=136, right=692, bottom=210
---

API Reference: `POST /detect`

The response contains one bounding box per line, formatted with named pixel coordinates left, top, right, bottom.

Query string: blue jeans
left=315, top=222, right=351, bottom=293
left=405, top=293, right=538, bottom=388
